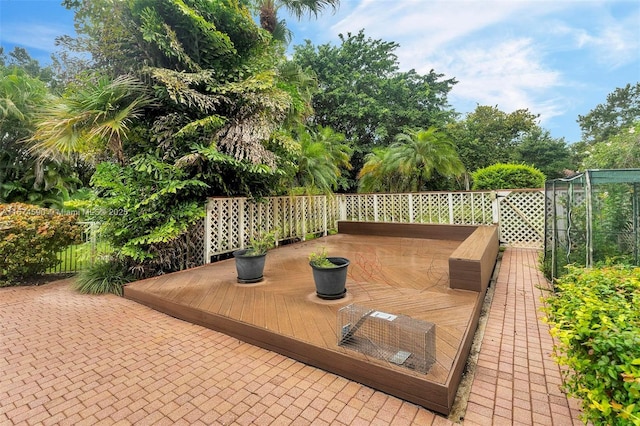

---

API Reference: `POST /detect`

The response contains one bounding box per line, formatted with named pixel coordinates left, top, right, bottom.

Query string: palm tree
left=357, top=148, right=407, bottom=193
left=0, top=67, right=81, bottom=206
left=257, top=0, right=340, bottom=42
left=30, top=74, right=153, bottom=164
left=294, top=125, right=351, bottom=193
left=390, top=127, right=465, bottom=191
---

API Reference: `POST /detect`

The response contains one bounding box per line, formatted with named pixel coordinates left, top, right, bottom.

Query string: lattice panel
left=306, top=196, right=328, bottom=235
left=393, top=194, right=410, bottom=222
left=498, top=191, right=545, bottom=247
left=294, top=197, right=304, bottom=236
left=344, top=194, right=376, bottom=221
left=188, top=219, right=206, bottom=266
left=465, top=192, right=493, bottom=225
left=205, top=190, right=546, bottom=261
left=227, top=199, right=241, bottom=250
left=451, top=193, right=464, bottom=224
left=327, top=195, right=340, bottom=229
left=417, top=193, right=446, bottom=223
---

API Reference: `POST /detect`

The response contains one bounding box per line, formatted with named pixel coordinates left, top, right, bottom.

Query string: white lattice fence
left=205, top=196, right=340, bottom=259
left=497, top=190, right=545, bottom=247
left=341, top=192, right=496, bottom=225
left=205, top=190, right=545, bottom=262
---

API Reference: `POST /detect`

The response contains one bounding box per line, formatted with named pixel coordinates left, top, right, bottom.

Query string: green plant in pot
left=308, top=247, right=350, bottom=300
left=233, top=231, right=276, bottom=283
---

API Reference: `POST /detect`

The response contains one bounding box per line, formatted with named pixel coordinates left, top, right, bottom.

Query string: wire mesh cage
left=544, top=169, right=640, bottom=280
left=337, top=304, right=436, bottom=374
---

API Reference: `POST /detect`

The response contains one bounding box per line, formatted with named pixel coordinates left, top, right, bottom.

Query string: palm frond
left=29, top=74, right=153, bottom=163
left=279, top=0, right=340, bottom=19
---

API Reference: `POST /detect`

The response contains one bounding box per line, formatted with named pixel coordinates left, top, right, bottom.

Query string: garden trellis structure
left=544, top=169, right=640, bottom=280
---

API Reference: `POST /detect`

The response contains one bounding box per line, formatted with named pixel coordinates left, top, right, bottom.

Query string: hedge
left=471, top=163, right=545, bottom=190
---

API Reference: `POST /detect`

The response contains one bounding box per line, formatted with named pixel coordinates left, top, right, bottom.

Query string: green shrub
left=543, top=265, right=640, bottom=425
left=471, top=163, right=545, bottom=190
left=88, top=156, right=207, bottom=277
left=0, top=203, right=81, bottom=286
left=73, top=258, right=134, bottom=296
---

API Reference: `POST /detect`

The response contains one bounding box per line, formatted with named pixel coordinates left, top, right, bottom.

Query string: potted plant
left=233, top=231, right=276, bottom=283
left=308, top=247, right=350, bottom=299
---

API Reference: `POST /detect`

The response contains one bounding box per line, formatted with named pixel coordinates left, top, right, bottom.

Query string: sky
left=1, top=0, right=639, bottom=144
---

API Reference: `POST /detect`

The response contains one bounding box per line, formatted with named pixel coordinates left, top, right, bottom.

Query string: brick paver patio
left=1, top=247, right=583, bottom=425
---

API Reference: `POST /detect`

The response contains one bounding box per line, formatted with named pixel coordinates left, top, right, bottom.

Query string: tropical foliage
left=253, top=0, right=339, bottom=43
left=0, top=58, right=84, bottom=207
left=88, top=155, right=207, bottom=275
left=291, top=125, right=352, bottom=192
left=580, top=122, right=640, bottom=169
left=39, top=0, right=340, bottom=277
left=543, top=265, right=640, bottom=425
left=30, top=74, right=153, bottom=164
left=73, top=258, right=134, bottom=296
left=293, top=30, right=457, bottom=188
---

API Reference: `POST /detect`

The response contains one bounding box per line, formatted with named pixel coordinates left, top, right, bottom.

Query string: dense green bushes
left=0, top=203, right=81, bottom=285
left=472, top=163, right=545, bottom=189
left=544, top=265, right=640, bottom=425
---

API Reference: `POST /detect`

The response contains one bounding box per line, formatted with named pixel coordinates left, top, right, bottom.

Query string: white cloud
left=541, top=7, right=640, bottom=69
left=1, top=23, right=68, bottom=52
left=585, top=11, right=640, bottom=68
left=433, top=38, right=564, bottom=122
left=331, top=1, right=568, bottom=55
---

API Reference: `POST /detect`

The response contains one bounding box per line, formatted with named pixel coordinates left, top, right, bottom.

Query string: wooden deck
left=125, top=228, right=491, bottom=415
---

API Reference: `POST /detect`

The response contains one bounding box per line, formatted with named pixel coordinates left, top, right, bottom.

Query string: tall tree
left=578, top=82, right=640, bottom=144
left=514, top=127, right=574, bottom=179
left=293, top=30, right=457, bottom=187
left=0, top=67, right=47, bottom=198
left=58, top=0, right=311, bottom=173
left=48, top=0, right=330, bottom=277
left=448, top=105, right=539, bottom=176
left=580, top=122, right=640, bottom=169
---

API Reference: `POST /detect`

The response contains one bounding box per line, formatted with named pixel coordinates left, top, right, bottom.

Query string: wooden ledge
left=449, top=226, right=499, bottom=292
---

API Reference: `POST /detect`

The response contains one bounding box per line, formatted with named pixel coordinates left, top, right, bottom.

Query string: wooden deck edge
left=337, top=221, right=477, bottom=241
left=444, top=288, right=486, bottom=408
left=124, top=285, right=453, bottom=415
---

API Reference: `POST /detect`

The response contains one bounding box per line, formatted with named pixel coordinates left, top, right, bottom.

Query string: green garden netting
left=544, top=169, right=640, bottom=280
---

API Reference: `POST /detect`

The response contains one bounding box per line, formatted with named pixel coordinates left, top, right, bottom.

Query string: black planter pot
left=233, top=249, right=266, bottom=283
left=310, top=257, right=349, bottom=300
